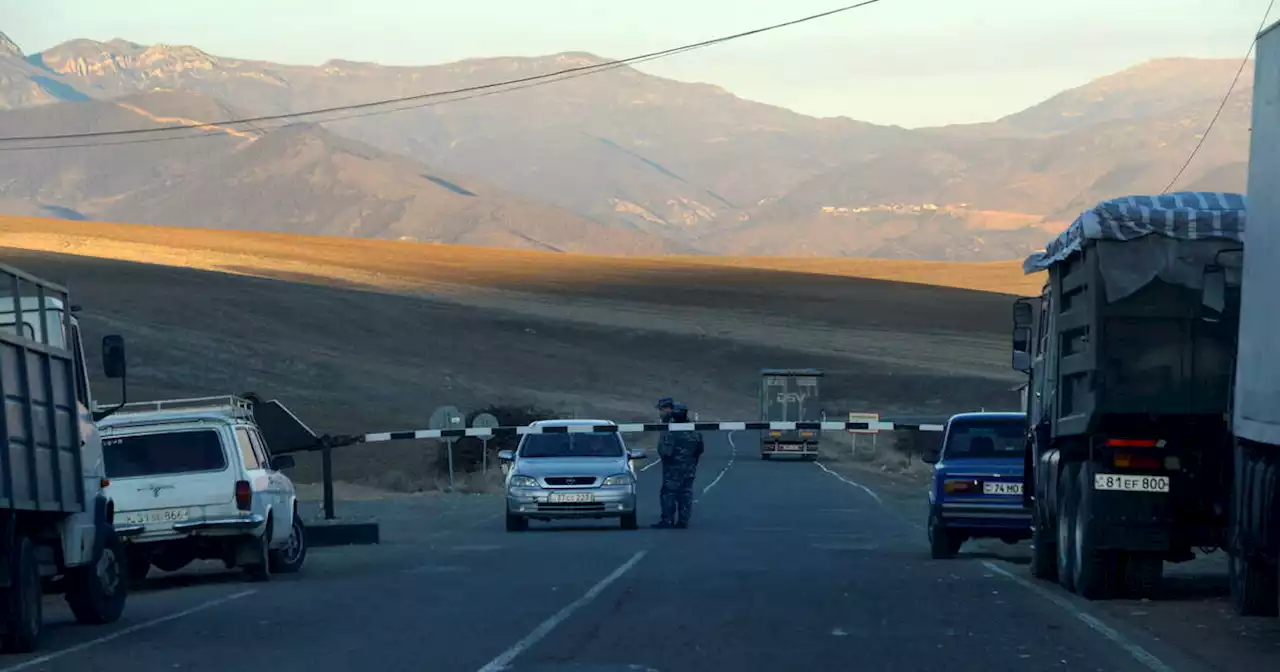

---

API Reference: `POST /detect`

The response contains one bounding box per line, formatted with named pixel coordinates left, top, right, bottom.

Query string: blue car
left=924, top=412, right=1031, bottom=559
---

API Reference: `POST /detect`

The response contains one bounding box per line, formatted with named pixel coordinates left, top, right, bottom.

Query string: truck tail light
left=1106, top=438, right=1162, bottom=448
left=234, top=480, right=252, bottom=511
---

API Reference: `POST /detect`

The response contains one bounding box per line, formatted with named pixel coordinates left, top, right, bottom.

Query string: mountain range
left=0, top=31, right=1252, bottom=260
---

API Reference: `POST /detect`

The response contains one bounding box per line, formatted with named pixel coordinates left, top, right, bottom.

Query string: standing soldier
left=653, top=403, right=705, bottom=529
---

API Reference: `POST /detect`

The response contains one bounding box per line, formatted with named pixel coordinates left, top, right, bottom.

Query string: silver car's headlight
left=602, top=473, right=634, bottom=487
left=509, top=475, right=539, bottom=488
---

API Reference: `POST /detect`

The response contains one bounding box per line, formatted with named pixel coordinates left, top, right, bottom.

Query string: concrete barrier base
left=304, top=518, right=381, bottom=547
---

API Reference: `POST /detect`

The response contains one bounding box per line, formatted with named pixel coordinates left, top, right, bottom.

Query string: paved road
left=1, top=433, right=1270, bottom=671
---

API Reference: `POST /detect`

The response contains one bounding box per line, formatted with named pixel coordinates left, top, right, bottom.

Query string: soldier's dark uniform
left=654, top=403, right=705, bottom=529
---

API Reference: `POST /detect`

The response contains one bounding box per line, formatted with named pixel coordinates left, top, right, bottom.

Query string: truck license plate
left=1093, top=473, right=1170, bottom=493
left=983, top=482, right=1022, bottom=495
left=120, top=508, right=191, bottom=525
left=549, top=492, right=594, bottom=503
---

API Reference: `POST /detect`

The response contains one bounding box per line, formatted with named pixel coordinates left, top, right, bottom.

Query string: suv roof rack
left=98, top=395, right=256, bottom=421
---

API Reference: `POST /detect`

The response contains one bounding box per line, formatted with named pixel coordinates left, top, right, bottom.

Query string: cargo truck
left=758, top=368, right=823, bottom=460
left=1013, top=191, right=1245, bottom=600
left=0, top=262, right=130, bottom=651
left=1224, top=17, right=1280, bottom=617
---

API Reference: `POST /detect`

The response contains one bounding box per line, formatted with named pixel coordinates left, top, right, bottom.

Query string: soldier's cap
left=656, top=397, right=675, bottom=409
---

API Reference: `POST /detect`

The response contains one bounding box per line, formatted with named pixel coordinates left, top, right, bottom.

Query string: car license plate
left=549, top=492, right=594, bottom=503
left=1094, top=473, right=1170, bottom=493
left=120, top=508, right=191, bottom=525
left=983, top=482, right=1023, bottom=495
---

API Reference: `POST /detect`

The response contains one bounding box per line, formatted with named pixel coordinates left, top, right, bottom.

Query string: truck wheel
left=761, top=453, right=771, bottom=461
left=1229, top=552, right=1279, bottom=616
left=1055, top=464, right=1078, bottom=592
left=2, top=537, right=42, bottom=653
left=65, top=530, right=128, bottom=625
left=1121, top=552, right=1164, bottom=600
left=1073, top=463, right=1117, bottom=600
left=1029, top=506, right=1057, bottom=581
left=269, top=511, right=307, bottom=574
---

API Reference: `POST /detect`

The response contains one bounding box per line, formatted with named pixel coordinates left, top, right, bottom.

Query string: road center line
left=476, top=550, right=648, bottom=672
left=699, top=431, right=736, bottom=497
left=980, top=562, right=1175, bottom=672
left=0, top=589, right=257, bottom=672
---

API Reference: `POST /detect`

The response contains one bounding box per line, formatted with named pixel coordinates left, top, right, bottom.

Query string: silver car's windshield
left=520, top=432, right=624, bottom=458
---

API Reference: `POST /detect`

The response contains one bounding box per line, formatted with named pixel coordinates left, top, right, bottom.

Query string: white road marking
left=0, top=589, right=256, bottom=672
left=813, top=461, right=883, bottom=505
left=981, top=562, right=1175, bottom=672
left=476, top=550, right=649, bottom=672
left=701, top=432, right=742, bottom=494
left=641, top=458, right=660, bottom=472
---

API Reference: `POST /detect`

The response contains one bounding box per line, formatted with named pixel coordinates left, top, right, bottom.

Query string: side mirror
left=1201, top=265, right=1227, bottom=321
left=497, top=450, right=515, bottom=462
left=1012, top=326, right=1032, bottom=373
left=1012, top=298, right=1034, bottom=328
left=102, top=335, right=127, bottom=379
left=627, top=448, right=647, bottom=460
left=270, top=455, right=296, bottom=470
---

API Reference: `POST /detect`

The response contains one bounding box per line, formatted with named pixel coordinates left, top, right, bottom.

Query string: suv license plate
left=1094, top=473, right=1170, bottom=493
left=121, top=508, right=191, bottom=525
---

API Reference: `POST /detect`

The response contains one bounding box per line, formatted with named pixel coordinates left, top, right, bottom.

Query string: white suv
left=98, top=396, right=305, bottom=583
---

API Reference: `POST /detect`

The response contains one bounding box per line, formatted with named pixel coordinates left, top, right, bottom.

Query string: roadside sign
left=430, top=405, right=466, bottom=489
left=848, top=412, right=881, bottom=434
left=472, top=413, right=500, bottom=475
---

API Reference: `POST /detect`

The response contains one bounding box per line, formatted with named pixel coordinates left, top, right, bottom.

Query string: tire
left=505, top=513, right=528, bottom=532
left=2, top=537, right=42, bottom=653
left=620, top=513, right=638, bottom=530
left=1229, top=551, right=1279, bottom=617
left=243, top=523, right=272, bottom=582
left=1121, top=552, right=1164, bottom=600
left=269, top=511, right=307, bottom=574
left=65, top=529, right=128, bottom=625
left=1073, top=462, right=1116, bottom=600
left=1029, top=505, right=1058, bottom=581
left=1056, top=464, right=1078, bottom=592
left=150, top=547, right=194, bottom=574
left=928, top=512, right=962, bottom=559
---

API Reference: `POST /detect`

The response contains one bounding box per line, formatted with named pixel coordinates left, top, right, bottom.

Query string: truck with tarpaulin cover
left=0, top=261, right=132, bottom=652
left=758, top=368, right=823, bottom=460
left=1012, top=191, right=1245, bottom=600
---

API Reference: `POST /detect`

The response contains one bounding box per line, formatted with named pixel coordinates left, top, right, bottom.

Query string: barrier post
left=322, top=446, right=335, bottom=520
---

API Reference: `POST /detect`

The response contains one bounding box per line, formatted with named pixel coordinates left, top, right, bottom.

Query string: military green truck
left=1013, top=192, right=1245, bottom=600
left=758, top=368, right=823, bottom=460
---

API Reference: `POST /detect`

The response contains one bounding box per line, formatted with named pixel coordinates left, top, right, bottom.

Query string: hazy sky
left=1, top=0, right=1268, bottom=127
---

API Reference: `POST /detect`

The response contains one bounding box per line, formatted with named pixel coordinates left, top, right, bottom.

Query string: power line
left=1160, top=0, right=1274, bottom=194
left=0, top=0, right=887, bottom=146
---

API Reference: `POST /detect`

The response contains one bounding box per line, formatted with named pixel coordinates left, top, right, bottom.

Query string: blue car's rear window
left=943, top=419, right=1024, bottom=459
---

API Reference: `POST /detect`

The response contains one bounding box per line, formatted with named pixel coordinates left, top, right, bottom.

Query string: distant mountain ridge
left=0, top=30, right=1252, bottom=260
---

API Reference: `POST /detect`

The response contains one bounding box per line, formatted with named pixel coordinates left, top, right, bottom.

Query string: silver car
left=499, top=419, right=646, bottom=531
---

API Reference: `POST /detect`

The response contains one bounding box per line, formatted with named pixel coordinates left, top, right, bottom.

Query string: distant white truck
left=0, top=262, right=131, bottom=653
left=98, top=396, right=306, bottom=583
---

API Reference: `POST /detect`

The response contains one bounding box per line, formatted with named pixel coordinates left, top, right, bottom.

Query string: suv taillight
left=235, top=480, right=252, bottom=511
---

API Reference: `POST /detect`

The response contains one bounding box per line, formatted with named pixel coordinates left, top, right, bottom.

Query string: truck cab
left=924, top=412, right=1030, bottom=559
